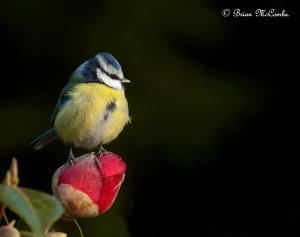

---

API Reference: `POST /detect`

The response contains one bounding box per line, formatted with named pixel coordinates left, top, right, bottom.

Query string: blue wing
left=50, top=83, right=74, bottom=126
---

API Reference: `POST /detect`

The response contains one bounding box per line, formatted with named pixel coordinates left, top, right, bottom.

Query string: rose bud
left=51, top=152, right=126, bottom=218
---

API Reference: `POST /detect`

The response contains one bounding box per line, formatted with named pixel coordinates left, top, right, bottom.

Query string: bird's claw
left=67, top=147, right=75, bottom=165
left=96, top=146, right=106, bottom=157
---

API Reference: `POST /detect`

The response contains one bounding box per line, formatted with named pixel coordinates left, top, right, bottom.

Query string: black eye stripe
left=110, top=74, right=119, bottom=79
left=96, top=61, right=119, bottom=80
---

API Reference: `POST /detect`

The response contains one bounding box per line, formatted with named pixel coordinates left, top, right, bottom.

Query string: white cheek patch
left=96, top=68, right=123, bottom=91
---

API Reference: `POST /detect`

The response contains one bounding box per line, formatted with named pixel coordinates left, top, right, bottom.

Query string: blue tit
left=30, top=52, right=131, bottom=163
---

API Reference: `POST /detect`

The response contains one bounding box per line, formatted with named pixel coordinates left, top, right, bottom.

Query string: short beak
left=121, top=78, right=131, bottom=83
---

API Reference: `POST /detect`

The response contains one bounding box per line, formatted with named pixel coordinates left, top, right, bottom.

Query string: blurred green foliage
left=0, top=184, right=64, bottom=237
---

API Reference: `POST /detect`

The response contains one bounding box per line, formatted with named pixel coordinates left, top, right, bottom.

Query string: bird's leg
left=67, top=147, right=75, bottom=165
left=96, top=145, right=106, bottom=157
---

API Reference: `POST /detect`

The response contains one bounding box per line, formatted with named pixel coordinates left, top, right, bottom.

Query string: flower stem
left=3, top=211, right=9, bottom=225
left=73, top=218, right=84, bottom=237
left=0, top=206, right=9, bottom=225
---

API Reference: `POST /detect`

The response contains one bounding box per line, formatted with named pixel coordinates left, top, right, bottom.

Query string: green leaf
left=21, top=188, right=64, bottom=233
left=0, top=185, right=64, bottom=236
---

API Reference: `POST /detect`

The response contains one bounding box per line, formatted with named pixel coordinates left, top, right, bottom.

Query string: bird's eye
left=110, top=74, right=119, bottom=79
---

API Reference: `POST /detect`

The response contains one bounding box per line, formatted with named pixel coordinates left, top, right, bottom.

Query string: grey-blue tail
left=29, top=128, right=57, bottom=150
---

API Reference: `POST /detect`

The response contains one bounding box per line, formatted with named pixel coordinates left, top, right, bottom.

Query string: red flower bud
left=51, top=152, right=126, bottom=218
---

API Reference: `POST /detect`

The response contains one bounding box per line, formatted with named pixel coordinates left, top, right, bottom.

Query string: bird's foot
left=67, top=148, right=75, bottom=165
left=96, top=146, right=106, bottom=157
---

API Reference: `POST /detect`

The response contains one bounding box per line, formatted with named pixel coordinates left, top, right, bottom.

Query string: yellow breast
left=54, top=83, right=130, bottom=150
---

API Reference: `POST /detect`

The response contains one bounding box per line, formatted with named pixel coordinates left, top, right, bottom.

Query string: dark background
left=0, top=0, right=297, bottom=236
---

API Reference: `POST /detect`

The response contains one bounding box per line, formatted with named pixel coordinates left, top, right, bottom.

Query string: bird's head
left=73, top=52, right=130, bottom=90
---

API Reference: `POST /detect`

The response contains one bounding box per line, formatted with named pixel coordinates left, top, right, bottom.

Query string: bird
left=30, top=52, right=131, bottom=163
